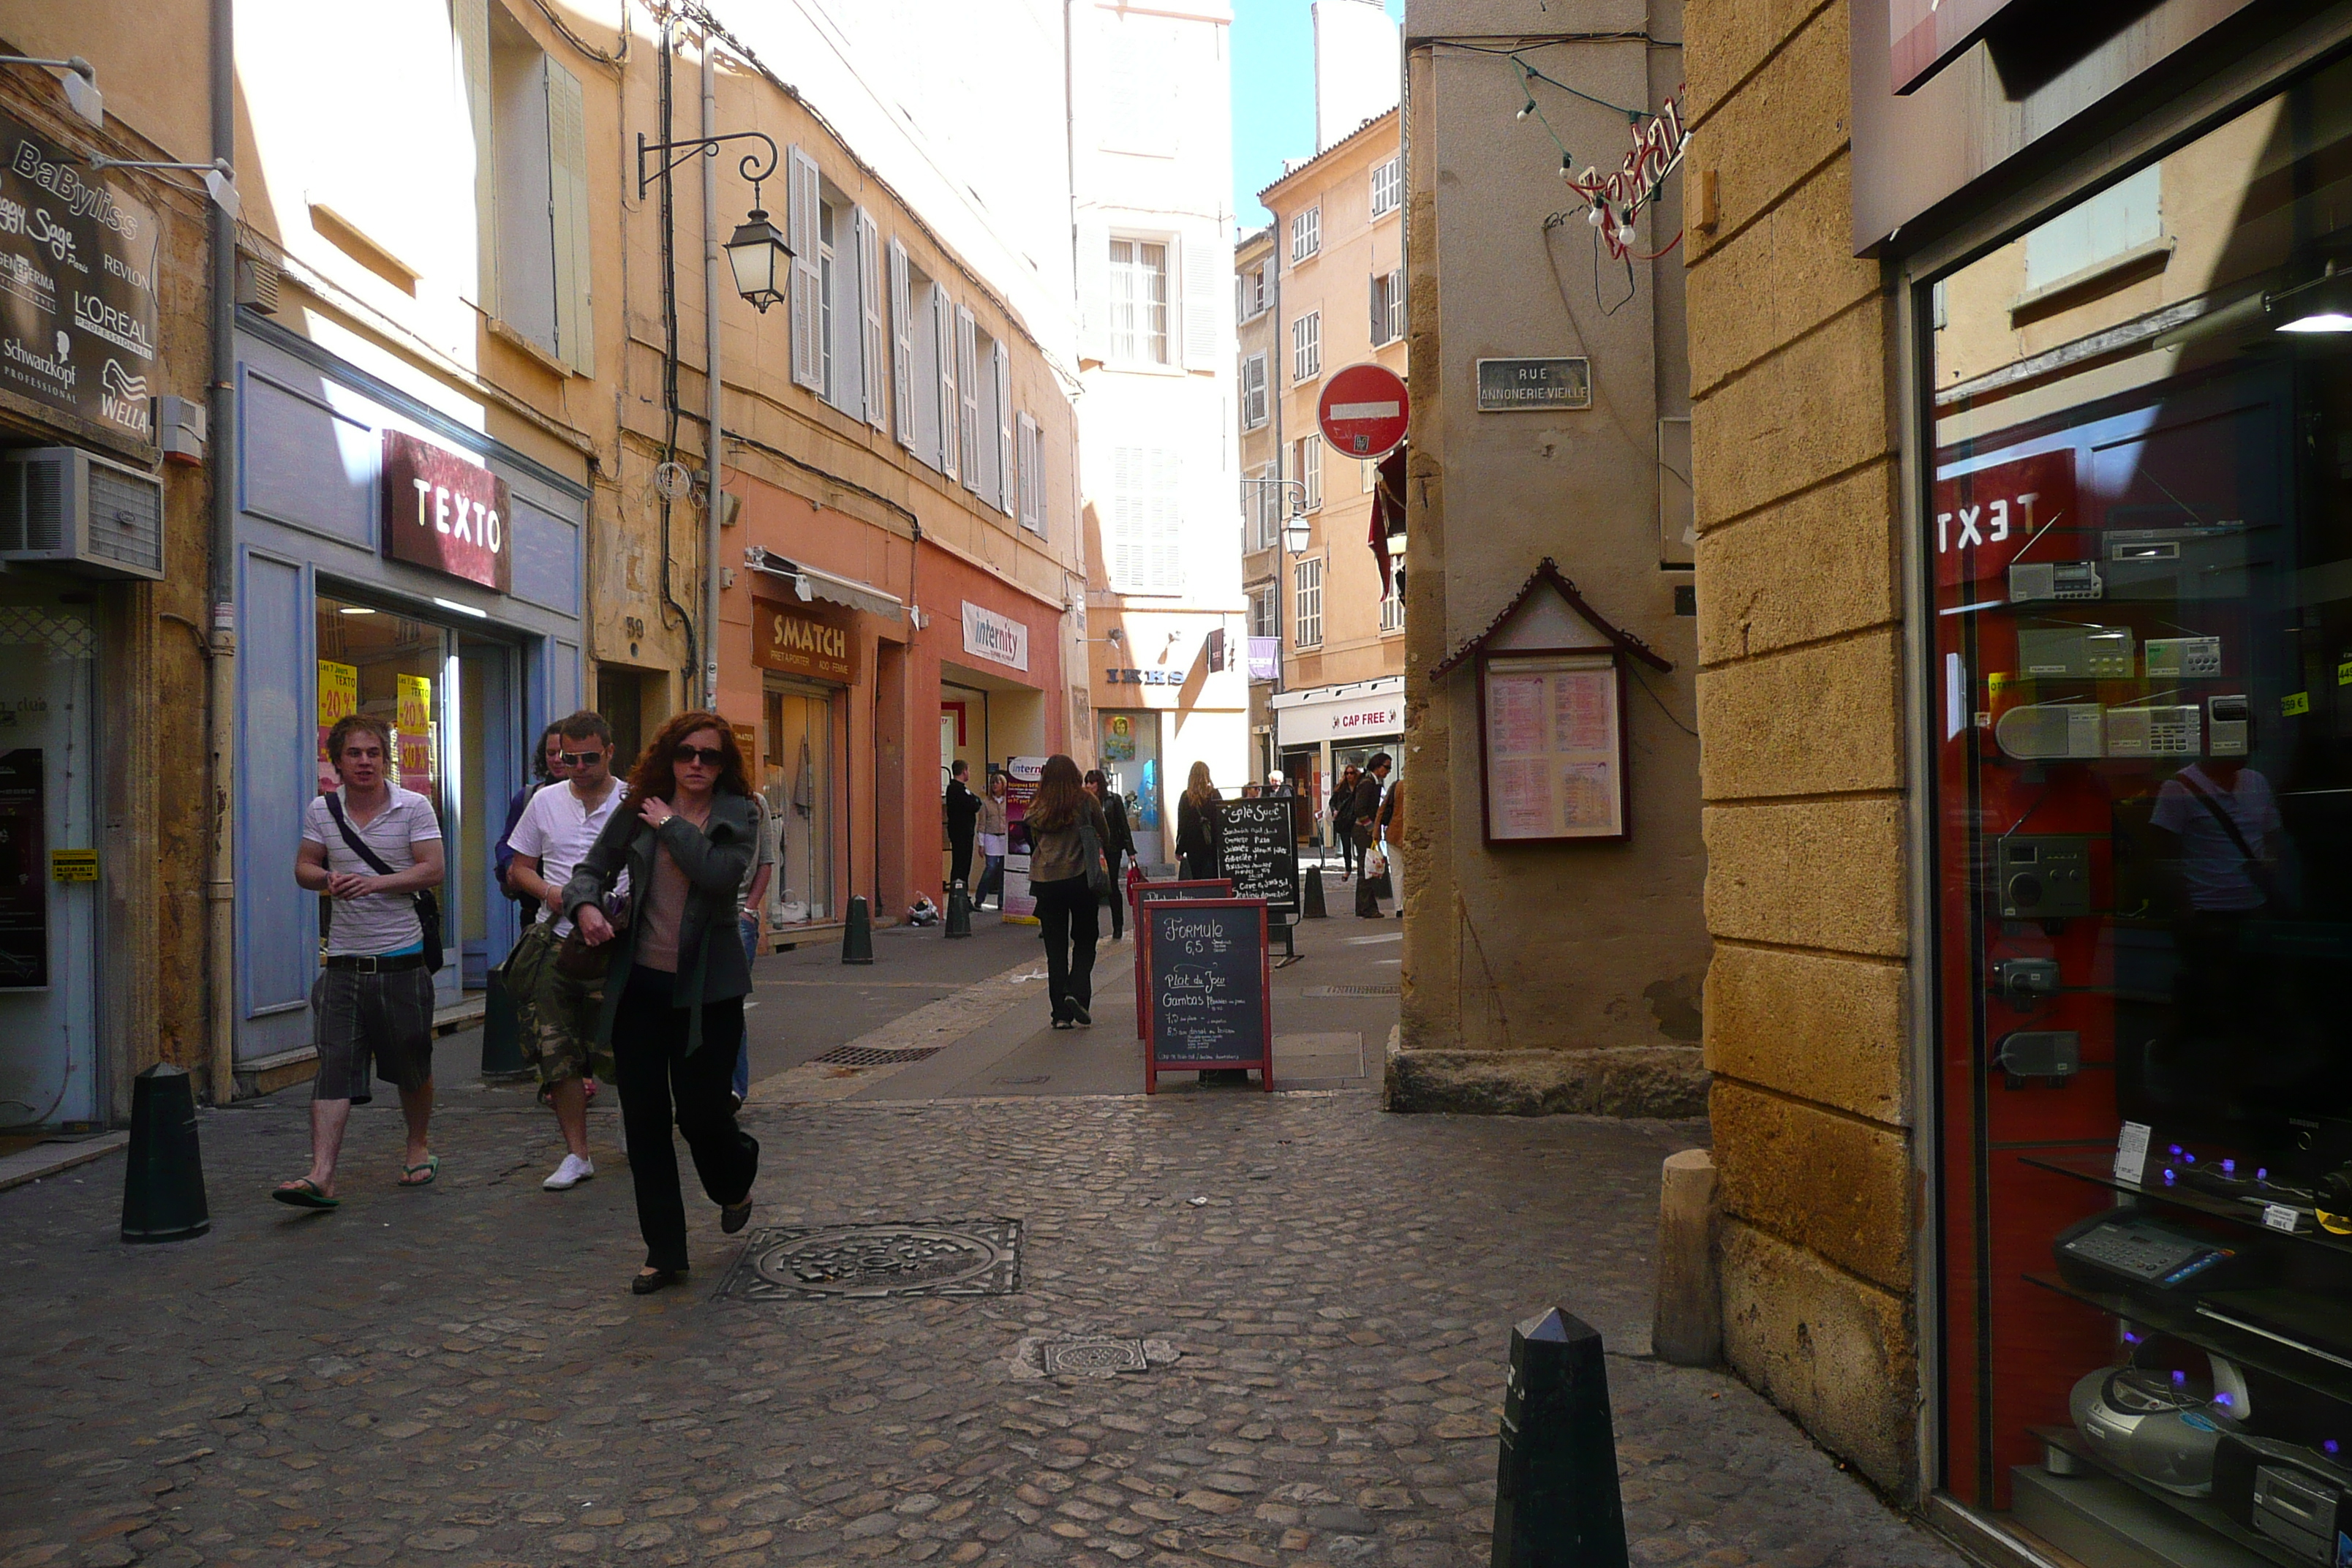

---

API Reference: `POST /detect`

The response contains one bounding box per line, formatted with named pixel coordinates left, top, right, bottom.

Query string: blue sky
left=1232, top=0, right=1405, bottom=233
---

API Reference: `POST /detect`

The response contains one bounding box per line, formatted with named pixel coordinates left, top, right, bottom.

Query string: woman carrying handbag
left=1025, top=754, right=1112, bottom=1029
left=1175, top=761, right=1224, bottom=881
left=562, top=712, right=761, bottom=1294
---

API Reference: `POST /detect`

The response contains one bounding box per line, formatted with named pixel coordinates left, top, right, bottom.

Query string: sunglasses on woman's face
left=675, top=745, right=725, bottom=766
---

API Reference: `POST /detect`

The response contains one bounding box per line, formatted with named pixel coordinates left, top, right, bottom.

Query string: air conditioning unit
left=235, top=251, right=281, bottom=314
left=0, top=446, right=166, bottom=581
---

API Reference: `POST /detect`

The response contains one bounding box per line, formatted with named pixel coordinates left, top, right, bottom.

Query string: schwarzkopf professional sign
left=961, top=600, right=1028, bottom=672
left=380, top=430, right=511, bottom=593
left=0, top=114, right=160, bottom=442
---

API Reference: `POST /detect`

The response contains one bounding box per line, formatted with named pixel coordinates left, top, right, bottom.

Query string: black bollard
left=1303, top=866, right=1328, bottom=919
left=842, top=894, right=875, bottom=965
left=944, top=881, right=973, bottom=939
left=480, top=965, right=529, bottom=1078
left=121, top=1063, right=211, bottom=1244
left=1492, top=1308, right=1628, bottom=1567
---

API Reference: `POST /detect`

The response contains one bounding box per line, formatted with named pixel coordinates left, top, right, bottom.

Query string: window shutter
left=932, top=283, right=958, bottom=480
left=454, top=0, right=495, bottom=309
left=1149, top=449, right=1181, bottom=594
left=956, top=306, right=980, bottom=493
left=543, top=59, right=593, bottom=377
left=788, top=147, right=823, bottom=391
left=1077, top=218, right=1111, bottom=361
left=992, top=344, right=1014, bottom=516
left=1181, top=234, right=1221, bottom=369
left=1017, top=413, right=1041, bottom=533
left=889, top=239, right=913, bottom=450
left=857, top=208, right=886, bottom=431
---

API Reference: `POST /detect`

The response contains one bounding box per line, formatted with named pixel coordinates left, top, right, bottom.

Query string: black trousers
left=1033, top=875, right=1099, bottom=1020
left=612, top=966, right=758, bottom=1272
left=948, top=829, right=976, bottom=890
left=1104, top=851, right=1126, bottom=938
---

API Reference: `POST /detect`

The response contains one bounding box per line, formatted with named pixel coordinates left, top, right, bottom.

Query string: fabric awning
left=745, top=547, right=905, bottom=622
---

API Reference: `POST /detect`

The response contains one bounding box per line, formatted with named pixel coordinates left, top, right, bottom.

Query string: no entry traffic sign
left=1316, top=363, right=1409, bottom=459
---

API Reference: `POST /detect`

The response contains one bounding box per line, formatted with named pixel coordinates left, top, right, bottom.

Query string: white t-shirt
left=2152, top=765, right=2282, bottom=912
left=302, top=785, right=442, bottom=957
left=507, top=777, right=626, bottom=936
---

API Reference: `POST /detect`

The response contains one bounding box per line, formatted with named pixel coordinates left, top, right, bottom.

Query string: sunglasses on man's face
left=674, top=745, right=726, bottom=766
left=559, top=750, right=604, bottom=766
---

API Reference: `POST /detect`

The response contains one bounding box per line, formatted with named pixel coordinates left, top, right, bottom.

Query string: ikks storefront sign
left=961, top=600, right=1029, bottom=672
left=753, top=597, right=858, bottom=684
left=380, top=429, right=511, bottom=592
left=0, top=113, right=160, bottom=441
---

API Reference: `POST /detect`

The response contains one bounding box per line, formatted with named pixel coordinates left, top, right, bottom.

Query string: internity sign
left=1477, top=358, right=1592, bottom=411
left=380, top=429, right=511, bottom=592
left=961, top=600, right=1029, bottom=672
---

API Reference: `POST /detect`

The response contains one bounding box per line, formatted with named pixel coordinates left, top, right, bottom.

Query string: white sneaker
left=543, top=1153, right=595, bottom=1191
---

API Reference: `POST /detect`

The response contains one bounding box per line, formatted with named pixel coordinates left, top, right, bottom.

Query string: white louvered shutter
left=932, top=284, right=958, bottom=480
left=1181, top=235, right=1220, bottom=369
left=889, top=239, right=913, bottom=449
left=956, top=306, right=979, bottom=493
left=545, top=60, right=593, bottom=377
left=858, top=208, right=886, bottom=431
left=454, top=0, right=496, bottom=309
left=1017, top=413, right=1041, bottom=532
left=787, top=148, right=823, bottom=391
left=992, top=344, right=1014, bottom=515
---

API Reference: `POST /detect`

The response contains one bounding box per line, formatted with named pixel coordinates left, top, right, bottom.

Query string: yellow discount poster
left=394, top=674, right=435, bottom=793
left=316, top=660, right=358, bottom=793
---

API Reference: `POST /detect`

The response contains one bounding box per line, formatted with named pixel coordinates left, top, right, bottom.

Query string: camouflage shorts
left=500, top=918, right=611, bottom=1085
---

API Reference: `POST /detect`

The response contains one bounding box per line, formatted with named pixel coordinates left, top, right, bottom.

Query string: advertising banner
left=394, top=673, right=434, bottom=796
left=0, top=747, right=45, bottom=988
left=317, top=659, right=357, bottom=793
left=1000, top=755, right=1044, bottom=921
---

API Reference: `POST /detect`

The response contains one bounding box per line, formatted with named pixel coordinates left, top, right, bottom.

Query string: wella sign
left=960, top=600, right=1028, bottom=672
left=380, top=429, right=511, bottom=593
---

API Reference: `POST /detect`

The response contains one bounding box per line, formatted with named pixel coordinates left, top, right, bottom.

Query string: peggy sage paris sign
left=0, top=113, right=161, bottom=443
left=380, top=429, right=513, bottom=593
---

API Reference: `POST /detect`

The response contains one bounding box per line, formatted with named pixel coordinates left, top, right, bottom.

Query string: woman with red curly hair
left=562, top=711, right=761, bottom=1294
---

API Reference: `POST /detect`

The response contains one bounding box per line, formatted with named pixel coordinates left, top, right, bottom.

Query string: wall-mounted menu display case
left=1929, top=53, right=2352, bottom=1568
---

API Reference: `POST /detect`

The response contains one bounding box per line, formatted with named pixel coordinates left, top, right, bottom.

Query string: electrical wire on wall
left=652, top=18, right=698, bottom=695
left=525, top=0, right=628, bottom=67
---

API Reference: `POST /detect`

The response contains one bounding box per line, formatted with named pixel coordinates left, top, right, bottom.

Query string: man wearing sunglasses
left=503, top=711, right=627, bottom=1191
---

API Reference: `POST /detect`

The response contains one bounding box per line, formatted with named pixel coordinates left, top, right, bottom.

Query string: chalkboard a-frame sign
left=1142, top=899, right=1273, bottom=1094
left=1131, top=878, right=1233, bottom=1038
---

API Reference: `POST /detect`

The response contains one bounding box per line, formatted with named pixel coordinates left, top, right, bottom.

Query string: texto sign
left=1317, top=362, right=1409, bottom=459
left=380, top=429, right=511, bottom=593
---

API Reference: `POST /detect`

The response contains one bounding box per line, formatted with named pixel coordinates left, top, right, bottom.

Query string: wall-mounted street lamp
left=636, top=128, right=793, bottom=310
left=1239, top=476, right=1313, bottom=554
left=0, top=55, right=101, bottom=128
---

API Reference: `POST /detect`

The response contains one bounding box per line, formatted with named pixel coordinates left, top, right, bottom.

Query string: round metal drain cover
left=718, top=1220, right=1022, bottom=1301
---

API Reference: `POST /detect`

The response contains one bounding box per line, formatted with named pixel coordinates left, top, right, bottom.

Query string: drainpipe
left=700, top=38, right=723, bottom=710
left=206, top=0, right=239, bottom=1104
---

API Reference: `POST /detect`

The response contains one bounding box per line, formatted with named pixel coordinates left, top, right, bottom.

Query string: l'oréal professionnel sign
left=380, top=429, right=512, bottom=593
left=0, top=113, right=160, bottom=443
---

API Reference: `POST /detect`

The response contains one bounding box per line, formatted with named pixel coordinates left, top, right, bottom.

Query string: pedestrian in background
left=976, top=769, right=1009, bottom=911
left=565, top=712, right=761, bottom=1294
left=274, top=714, right=445, bottom=1209
left=496, top=722, right=568, bottom=909
left=943, top=758, right=980, bottom=897
left=1175, top=760, right=1224, bottom=881
left=502, top=712, right=625, bottom=1191
left=1330, top=765, right=1362, bottom=879
left=1377, top=773, right=1406, bottom=919
left=1027, top=755, right=1111, bottom=1029
left=1085, top=769, right=1134, bottom=941
left=1352, top=754, right=1392, bottom=919
left=732, top=791, right=774, bottom=1110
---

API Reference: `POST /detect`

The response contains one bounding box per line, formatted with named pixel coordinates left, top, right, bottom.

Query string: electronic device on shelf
left=2209, top=694, right=2251, bottom=756
left=2214, top=1432, right=2352, bottom=1564
left=2070, top=1356, right=2252, bottom=1496
left=2019, top=625, right=2136, bottom=679
left=2195, top=1289, right=2352, bottom=1371
left=1992, top=956, right=2062, bottom=1011
left=1997, top=835, right=2094, bottom=919
left=1996, top=701, right=2106, bottom=760
left=2106, top=704, right=2204, bottom=758
left=2055, top=1210, right=2242, bottom=1294
left=1996, top=1029, right=2079, bottom=1085
left=2146, top=636, right=2224, bottom=679
left=2010, top=560, right=2105, bottom=603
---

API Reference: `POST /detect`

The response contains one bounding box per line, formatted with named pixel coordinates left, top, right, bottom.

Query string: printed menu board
left=1482, top=652, right=1624, bottom=842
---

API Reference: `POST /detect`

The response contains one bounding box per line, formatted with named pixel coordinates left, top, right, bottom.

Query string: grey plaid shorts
left=310, top=963, right=437, bottom=1103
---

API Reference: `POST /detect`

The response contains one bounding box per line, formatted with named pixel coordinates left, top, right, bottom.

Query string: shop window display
left=1929, top=56, right=2352, bottom=1562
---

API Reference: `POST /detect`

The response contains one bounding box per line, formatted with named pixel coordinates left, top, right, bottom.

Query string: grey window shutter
left=889, top=239, right=913, bottom=450
left=858, top=208, right=886, bottom=431
left=992, top=344, right=1014, bottom=516
left=956, top=306, right=979, bottom=494
left=933, top=284, right=958, bottom=480
left=788, top=148, right=823, bottom=391
left=545, top=60, right=593, bottom=377
left=453, top=0, right=495, bottom=310
left=1181, top=235, right=1221, bottom=369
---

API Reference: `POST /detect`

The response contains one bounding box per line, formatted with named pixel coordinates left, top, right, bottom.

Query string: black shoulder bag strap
left=323, top=792, right=445, bottom=971
left=2176, top=772, right=2283, bottom=908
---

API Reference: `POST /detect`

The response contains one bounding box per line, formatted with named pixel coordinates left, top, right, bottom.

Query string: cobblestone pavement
left=0, top=929, right=1966, bottom=1568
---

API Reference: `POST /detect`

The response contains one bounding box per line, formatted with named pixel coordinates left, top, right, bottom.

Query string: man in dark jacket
left=1352, top=755, right=1392, bottom=917
left=1085, top=769, right=1137, bottom=940
left=943, top=761, right=981, bottom=894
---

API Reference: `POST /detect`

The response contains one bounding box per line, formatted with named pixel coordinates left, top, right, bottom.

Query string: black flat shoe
left=721, top=1199, right=753, bottom=1235
left=632, top=1267, right=687, bottom=1295
left=1069, top=1002, right=1092, bottom=1026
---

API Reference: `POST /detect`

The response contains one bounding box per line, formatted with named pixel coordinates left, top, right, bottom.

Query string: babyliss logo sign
left=380, top=429, right=511, bottom=593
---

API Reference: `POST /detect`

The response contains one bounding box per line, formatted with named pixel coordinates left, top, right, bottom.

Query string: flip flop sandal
left=271, top=1179, right=339, bottom=1210
left=399, top=1156, right=441, bottom=1188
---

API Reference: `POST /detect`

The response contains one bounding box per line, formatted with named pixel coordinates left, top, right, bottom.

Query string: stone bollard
left=841, top=895, right=875, bottom=965
left=1651, top=1148, right=1721, bottom=1367
left=944, top=882, right=973, bottom=939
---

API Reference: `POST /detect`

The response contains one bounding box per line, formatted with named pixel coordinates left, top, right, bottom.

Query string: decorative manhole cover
left=810, top=1044, right=946, bottom=1066
left=1009, top=1333, right=1180, bottom=1379
left=1302, top=984, right=1399, bottom=998
left=716, top=1220, right=1021, bottom=1301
